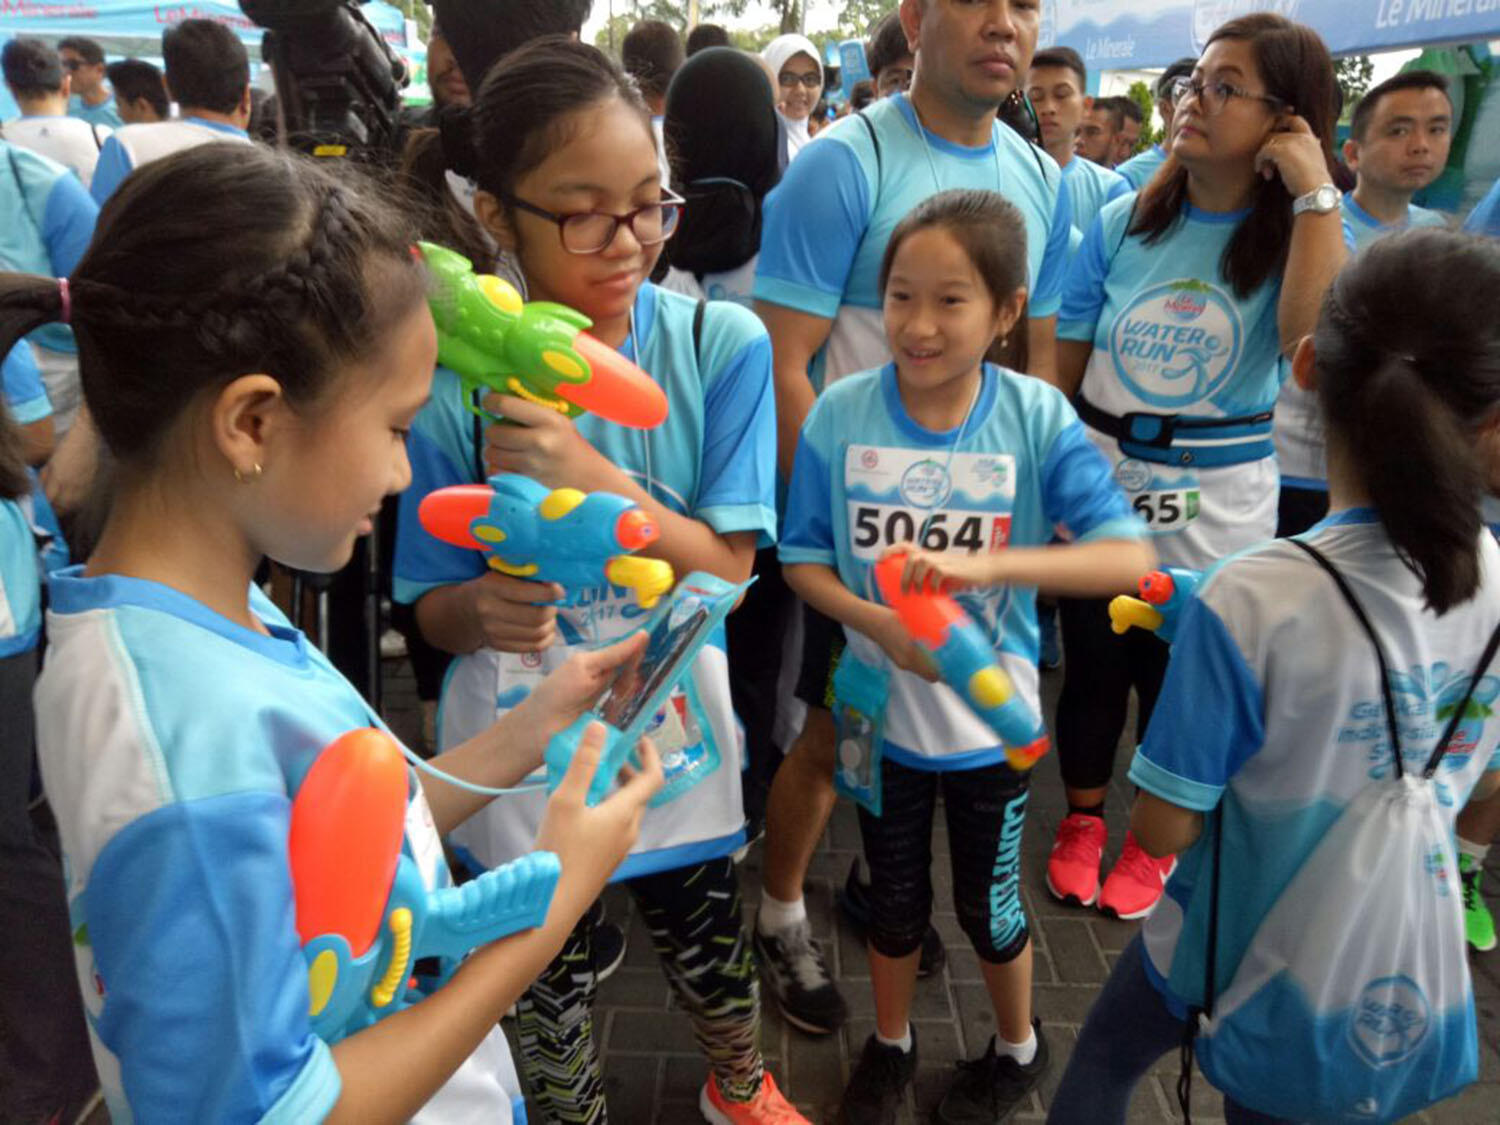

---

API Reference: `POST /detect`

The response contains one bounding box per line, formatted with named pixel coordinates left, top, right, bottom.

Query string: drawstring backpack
left=1179, top=539, right=1500, bottom=1123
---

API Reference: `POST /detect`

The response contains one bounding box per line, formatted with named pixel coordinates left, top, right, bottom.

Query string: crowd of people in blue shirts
left=4, top=2, right=1500, bottom=1123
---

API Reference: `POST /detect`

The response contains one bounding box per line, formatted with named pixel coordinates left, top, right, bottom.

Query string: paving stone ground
left=374, top=655, right=1500, bottom=1125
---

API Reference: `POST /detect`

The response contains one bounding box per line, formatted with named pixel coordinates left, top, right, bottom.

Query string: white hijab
left=762, top=33, right=822, bottom=161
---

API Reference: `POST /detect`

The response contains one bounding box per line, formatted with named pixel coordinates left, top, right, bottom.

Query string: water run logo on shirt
left=900, top=460, right=952, bottom=509
left=1349, top=975, right=1430, bottom=1068
left=1108, top=279, right=1244, bottom=409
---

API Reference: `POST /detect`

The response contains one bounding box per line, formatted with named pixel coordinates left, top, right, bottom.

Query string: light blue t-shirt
left=0, top=492, right=41, bottom=656
left=1134, top=512, right=1500, bottom=1024
left=91, top=117, right=253, bottom=204
left=1115, top=143, right=1167, bottom=190
left=1063, top=154, right=1130, bottom=240
left=1463, top=176, right=1500, bottom=237
left=33, top=572, right=525, bottom=1123
left=69, top=94, right=124, bottom=130
left=1, top=140, right=98, bottom=356
left=3, top=339, right=51, bottom=425
left=754, top=93, right=1072, bottom=388
left=1341, top=192, right=1448, bottom=252
left=780, top=362, right=1142, bottom=770
left=395, top=281, right=777, bottom=879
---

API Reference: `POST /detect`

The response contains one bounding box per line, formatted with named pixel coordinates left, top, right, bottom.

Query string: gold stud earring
left=234, top=462, right=263, bottom=484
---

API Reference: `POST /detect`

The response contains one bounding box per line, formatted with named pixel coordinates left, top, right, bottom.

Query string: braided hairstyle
left=0, top=143, right=426, bottom=464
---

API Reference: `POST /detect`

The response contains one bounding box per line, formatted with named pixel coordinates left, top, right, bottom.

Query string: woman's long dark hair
left=1316, top=229, right=1500, bottom=613
left=1129, top=13, right=1338, bottom=298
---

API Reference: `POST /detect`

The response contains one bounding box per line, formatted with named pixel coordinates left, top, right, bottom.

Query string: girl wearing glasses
left=762, top=33, right=824, bottom=163
left=1045, top=14, right=1349, bottom=924
left=393, top=38, right=797, bottom=1125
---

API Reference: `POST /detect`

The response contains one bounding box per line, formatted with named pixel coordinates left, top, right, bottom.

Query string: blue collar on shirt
left=1183, top=202, right=1251, bottom=224
left=1341, top=192, right=1406, bottom=231
left=880, top=362, right=999, bottom=447
left=49, top=565, right=311, bottom=666
left=181, top=115, right=250, bottom=138
left=1304, top=506, right=1380, bottom=534
left=892, top=93, right=996, bottom=159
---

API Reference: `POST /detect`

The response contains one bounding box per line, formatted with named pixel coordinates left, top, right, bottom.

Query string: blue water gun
left=419, top=472, right=676, bottom=609
left=1107, top=568, right=1203, bottom=644
left=873, top=554, right=1051, bottom=770
left=290, top=730, right=561, bottom=1043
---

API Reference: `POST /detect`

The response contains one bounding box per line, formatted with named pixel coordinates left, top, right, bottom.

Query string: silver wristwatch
left=1292, top=183, right=1340, bottom=217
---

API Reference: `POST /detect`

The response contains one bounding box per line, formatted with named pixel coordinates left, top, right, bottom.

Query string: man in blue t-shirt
left=1340, top=71, right=1453, bottom=250
left=750, top=0, right=1071, bottom=1044
left=59, top=37, right=123, bottom=130
left=1027, top=46, right=1129, bottom=240
left=1114, top=58, right=1196, bottom=190
left=90, top=20, right=254, bottom=205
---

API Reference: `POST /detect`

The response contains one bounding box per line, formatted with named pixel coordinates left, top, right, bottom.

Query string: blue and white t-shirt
left=1, top=114, right=111, bottom=188
left=1465, top=176, right=1500, bottom=237
left=1131, top=510, right=1500, bottom=1016
left=1063, top=154, right=1130, bottom=241
left=754, top=93, right=1071, bottom=388
left=91, top=118, right=253, bottom=204
left=1114, top=144, right=1167, bottom=190
left=0, top=488, right=41, bottom=657
left=69, top=94, right=124, bottom=130
left=1341, top=192, right=1448, bottom=253
left=395, top=282, right=777, bottom=879
left=779, top=362, right=1143, bottom=770
left=3, top=337, right=50, bottom=425
left=34, top=572, right=524, bottom=1124
left=1061, top=196, right=1293, bottom=568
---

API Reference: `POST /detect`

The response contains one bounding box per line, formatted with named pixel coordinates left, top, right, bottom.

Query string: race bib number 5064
left=845, top=445, right=1016, bottom=561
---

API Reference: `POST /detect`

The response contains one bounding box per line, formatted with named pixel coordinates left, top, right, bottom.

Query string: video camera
left=239, top=0, right=407, bottom=159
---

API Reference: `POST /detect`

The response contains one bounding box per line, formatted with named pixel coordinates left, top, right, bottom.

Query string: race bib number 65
left=844, top=445, right=1017, bottom=561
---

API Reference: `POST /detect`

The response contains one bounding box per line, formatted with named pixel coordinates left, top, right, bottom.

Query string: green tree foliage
left=1125, top=80, right=1159, bottom=153
left=1334, top=56, right=1375, bottom=119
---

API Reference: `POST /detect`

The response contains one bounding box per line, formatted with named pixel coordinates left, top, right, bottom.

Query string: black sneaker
left=752, top=920, right=849, bottom=1035
left=933, top=1022, right=1049, bottom=1124
left=837, top=1030, right=918, bottom=1125
left=837, top=859, right=948, bottom=978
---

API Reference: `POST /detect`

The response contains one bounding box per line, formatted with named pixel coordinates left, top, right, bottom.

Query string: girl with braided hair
left=0, top=141, right=666, bottom=1125
left=393, top=36, right=796, bottom=1125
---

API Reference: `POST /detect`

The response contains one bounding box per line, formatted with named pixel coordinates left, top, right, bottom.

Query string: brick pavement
left=377, top=655, right=1500, bottom=1125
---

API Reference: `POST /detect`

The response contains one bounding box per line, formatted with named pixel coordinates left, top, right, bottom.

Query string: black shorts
left=793, top=603, right=845, bottom=710
left=857, top=755, right=1031, bottom=964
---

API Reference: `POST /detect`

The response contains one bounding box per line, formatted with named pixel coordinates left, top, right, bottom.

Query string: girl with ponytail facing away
left=1050, top=227, right=1500, bottom=1124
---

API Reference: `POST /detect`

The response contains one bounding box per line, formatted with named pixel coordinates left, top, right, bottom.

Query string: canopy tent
left=1049, top=0, right=1500, bottom=71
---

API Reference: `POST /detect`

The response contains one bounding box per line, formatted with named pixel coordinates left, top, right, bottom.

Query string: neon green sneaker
left=1460, top=852, right=1497, bottom=953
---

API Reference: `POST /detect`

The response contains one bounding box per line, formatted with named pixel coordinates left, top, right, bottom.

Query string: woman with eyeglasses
left=393, top=38, right=798, bottom=1125
left=762, top=33, right=824, bottom=163
left=1044, top=14, right=1349, bottom=928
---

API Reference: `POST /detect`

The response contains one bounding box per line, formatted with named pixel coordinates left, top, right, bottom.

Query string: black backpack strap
left=855, top=109, right=882, bottom=200
left=1290, top=539, right=1406, bottom=777
left=692, top=298, right=706, bottom=368
left=1424, top=617, right=1500, bottom=776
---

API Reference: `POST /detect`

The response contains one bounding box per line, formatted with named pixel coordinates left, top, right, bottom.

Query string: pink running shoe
left=1099, top=831, right=1177, bottom=920
left=1046, top=813, right=1106, bottom=907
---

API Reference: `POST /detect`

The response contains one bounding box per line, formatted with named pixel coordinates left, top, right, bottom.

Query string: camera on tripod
left=239, top=0, right=408, bottom=159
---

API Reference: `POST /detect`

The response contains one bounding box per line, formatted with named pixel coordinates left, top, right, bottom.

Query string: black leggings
left=857, top=756, right=1031, bottom=964
left=515, top=857, right=761, bottom=1123
left=1055, top=596, right=1170, bottom=793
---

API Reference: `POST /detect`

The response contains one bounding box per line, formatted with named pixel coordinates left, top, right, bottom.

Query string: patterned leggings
left=515, top=856, right=763, bottom=1123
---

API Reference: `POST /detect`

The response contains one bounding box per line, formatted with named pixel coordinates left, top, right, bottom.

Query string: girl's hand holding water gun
left=880, top=544, right=1005, bottom=595
left=867, top=605, right=940, bottom=682
left=481, top=392, right=620, bottom=491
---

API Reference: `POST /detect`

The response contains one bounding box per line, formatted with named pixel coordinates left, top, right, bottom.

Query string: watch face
left=1313, top=185, right=1339, bottom=212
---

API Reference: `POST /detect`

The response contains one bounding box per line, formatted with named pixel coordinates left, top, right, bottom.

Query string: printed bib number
left=1131, top=489, right=1200, bottom=530
left=850, top=506, right=1007, bottom=557
left=845, top=445, right=1016, bottom=563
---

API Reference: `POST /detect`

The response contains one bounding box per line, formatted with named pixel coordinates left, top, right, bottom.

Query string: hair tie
left=58, top=278, right=71, bottom=324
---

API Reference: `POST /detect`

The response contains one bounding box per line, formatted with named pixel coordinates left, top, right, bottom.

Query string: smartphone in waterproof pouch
left=545, top=571, right=751, bottom=805
left=831, top=653, right=890, bottom=816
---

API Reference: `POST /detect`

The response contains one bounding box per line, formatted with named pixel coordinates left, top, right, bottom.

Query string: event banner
left=1048, top=0, right=1500, bottom=70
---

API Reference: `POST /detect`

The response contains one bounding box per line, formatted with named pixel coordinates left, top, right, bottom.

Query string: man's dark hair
left=1029, top=46, right=1086, bottom=88
left=622, top=19, right=683, bottom=101
left=2, top=38, right=63, bottom=97
left=1156, top=56, right=1196, bottom=100
left=1116, top=95, right=1143, bottom=125
left=1093, top=95, right=1125, bottom=132
left=57, top=36, right=105, bottom=66
left=866, top=11, right=909, bottom=79
left=1350, top=70, right=1452, bottom=142
left=686, top=23, right=730, bottom=55
left=163, top=18, right=249, bottom=113
left=106, top=58, right=169, bottom=118
left=432, top=0, right=592, bottom=90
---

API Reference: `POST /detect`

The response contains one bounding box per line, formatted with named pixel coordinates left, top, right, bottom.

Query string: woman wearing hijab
left=661, top=47, right=783, bottom=307
left=762, top=33, right=823, bottom=162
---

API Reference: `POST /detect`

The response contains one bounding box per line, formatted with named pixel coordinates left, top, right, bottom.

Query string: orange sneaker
left=700, top=1071, right=809, bottom=1124
left=1098, top=831, right=1176, bottom=920
left=1046, top=813, right=1106, bottom=907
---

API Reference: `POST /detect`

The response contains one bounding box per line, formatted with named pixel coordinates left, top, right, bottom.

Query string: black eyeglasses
left=1170, top=76, right=1284, bottom=116
left=501, top=189, right=685, bottom=255
left=779, top=70, right=822, bottom=90
left=61, top=58, right=84, bottom=71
